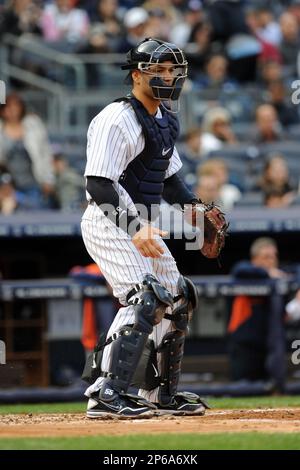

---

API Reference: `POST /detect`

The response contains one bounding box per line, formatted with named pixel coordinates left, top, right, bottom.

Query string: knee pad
left=165, top=275, right=198, bottom=332
left=157, top=330, right=186, bottom=406
left=132, top=274, right=174, bottom=334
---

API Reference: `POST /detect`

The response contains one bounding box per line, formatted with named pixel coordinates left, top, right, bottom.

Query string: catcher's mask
left=121, top=37, right=188, bottom=113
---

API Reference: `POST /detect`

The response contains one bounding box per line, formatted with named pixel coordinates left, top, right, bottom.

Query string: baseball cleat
left=86, top=391, right=156, bottom=419
left=154, top=392, right=210, bottom=416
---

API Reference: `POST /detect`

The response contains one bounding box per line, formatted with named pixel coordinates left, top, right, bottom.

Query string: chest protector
left=118, top=96, right=179, bottom=220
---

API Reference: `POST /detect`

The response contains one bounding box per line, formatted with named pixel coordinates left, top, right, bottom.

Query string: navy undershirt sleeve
left=86, top=176, right=141, bottom=237
left=162, top=173, right=199, bottom=208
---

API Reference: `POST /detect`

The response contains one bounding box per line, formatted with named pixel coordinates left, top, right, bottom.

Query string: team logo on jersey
left=152, top=363, right=159, bottom=377
left=162, top=147, right=171, bottom=156
left=92, top=354, right=97, bottom=369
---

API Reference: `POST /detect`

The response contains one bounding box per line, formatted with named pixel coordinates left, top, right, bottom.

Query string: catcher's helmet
left=121, top=38, right=188, bottom=109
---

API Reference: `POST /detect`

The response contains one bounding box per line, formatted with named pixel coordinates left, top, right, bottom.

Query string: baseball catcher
left=81, top=37, right=228, bottom=419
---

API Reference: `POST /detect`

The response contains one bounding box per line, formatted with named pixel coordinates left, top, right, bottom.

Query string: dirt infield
left=1, top=408, right=300, bottom=438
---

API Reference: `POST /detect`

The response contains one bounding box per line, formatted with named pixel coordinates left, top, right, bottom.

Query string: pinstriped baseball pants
left=81, top=203, right=181, bottom=403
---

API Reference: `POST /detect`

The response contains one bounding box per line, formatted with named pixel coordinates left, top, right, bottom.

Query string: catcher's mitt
left=190, top=202, right=229, bottom=259
left=201, top=203, right=229, bottom=258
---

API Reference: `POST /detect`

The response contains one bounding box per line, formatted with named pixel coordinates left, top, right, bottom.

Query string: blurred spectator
left=259, top=60, right=283, bottom=87
left=225, top=33, right=262, bottom=83
left=194, top=53, right=237, bottom=91
left=41, top=0, right=90, bottom=48
left=169, top=0, right=204, bottom=48
left=144, top=8, right=171, bottom=41
left=117, top=6, right=149, bottom=52
left=279, top=12, right=300, bottom=77
left=53, top=153, right=85, bottom=211
left=288, top=0, right=300, bottom=27
left=257, top=154, right=296, bottom=204
left=252, top=104, right=284, bottom=143
left=0, top=170, right=17, bottom=214
left=0, top=1, right=45, bottom=86
left=264, top=187, right=295, bottom=208
left=0, top=93, right=56, bottom=209
left=0, top=0, right=42, bottom=38
left=178, top=126, right=202, bottom=185
left=196, top=158, right=241, bottom=211
left=207, top=0, right=249, bottom=43
left=76, top=23, right=112, bottom=86
left=227, top=237, right=288, bottom=390
left=142, top=0, right=181, bottom=28
left=89, top=0, right=122, bottom=50
left=195, top=173, right=220, bottom=205
left=286, top=289, right=300, bottom=323
left=255, top=6, right=282, bottom=47
left=266, top=80, right=300, bottom=127
left=0, top=164, right=54, bottom=212
left=245, top=8, right=281, bottom=64
left=185, top=20, right=213, bottom=79
left=200, top=106, right=237, bottom=156
left=79, top=22, right=110, bottom=54
left=69, top=263, right=118, bottom=353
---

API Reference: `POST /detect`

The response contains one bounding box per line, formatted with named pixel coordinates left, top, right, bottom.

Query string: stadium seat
left=207, top=145, right=262, bottom=190
left=234, top=192, right=263, bottom=207
left=287, top=124, right=300, bottom=141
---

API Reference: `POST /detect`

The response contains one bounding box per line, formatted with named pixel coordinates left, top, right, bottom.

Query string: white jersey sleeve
left=84, top=102, right=142, bottom=181
left=165, top=145, right=182, bottom=179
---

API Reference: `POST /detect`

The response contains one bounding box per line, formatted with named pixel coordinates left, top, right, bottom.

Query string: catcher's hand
left=192, top=202, right=229, bottom=259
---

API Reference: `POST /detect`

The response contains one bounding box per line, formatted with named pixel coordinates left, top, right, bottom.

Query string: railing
left=0, top=34, right=130, bottom=131
left=0, top=33, right=125, bottom=90
left=1, top=276, right=299, bottom=301
left=1, top=34, right=88, bottom=89
left=0, top=33, right=266, bottom=134
left=1, top=206, right=300, bottom=237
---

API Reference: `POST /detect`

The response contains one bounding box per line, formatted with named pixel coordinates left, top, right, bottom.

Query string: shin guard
left=157, top=330, right=186, bottom=406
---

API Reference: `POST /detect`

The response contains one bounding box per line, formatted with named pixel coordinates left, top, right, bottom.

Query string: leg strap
left=165, top=276, right=198, bottom=331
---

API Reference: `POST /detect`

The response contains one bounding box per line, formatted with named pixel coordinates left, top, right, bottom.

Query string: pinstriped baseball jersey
left=81, top=99, right=183, bottom=403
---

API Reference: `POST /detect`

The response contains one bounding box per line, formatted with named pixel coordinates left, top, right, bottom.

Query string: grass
left=0, top=396, right=300, bottom=450
left=209, top=395, right=300, bottom=409
left=0, top=395, right=299, bottom=415
left=0, top=402, right=85, bottom=415
left=1, top=433, right=300, bottom=450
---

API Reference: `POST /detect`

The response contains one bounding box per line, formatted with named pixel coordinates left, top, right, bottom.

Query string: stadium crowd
left=1, top=0, right=300, bottom=213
